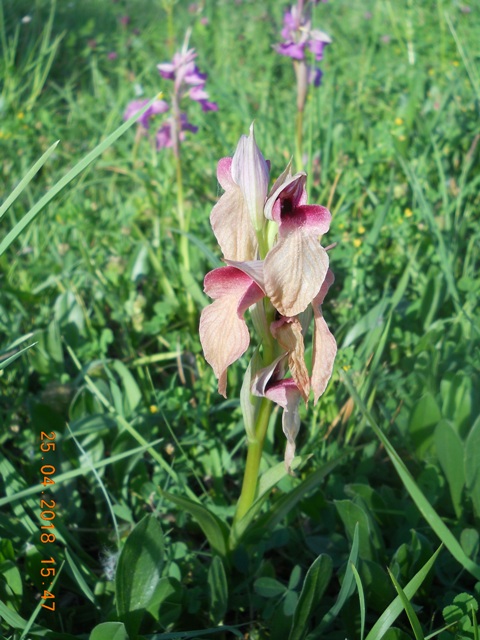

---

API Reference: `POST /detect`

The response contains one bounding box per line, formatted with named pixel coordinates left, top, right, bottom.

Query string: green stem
left=233, top=397, right=274, bottom=524
left=295, top=108, right=304, bottom=172
left=172, top=99, right=195, bottom=328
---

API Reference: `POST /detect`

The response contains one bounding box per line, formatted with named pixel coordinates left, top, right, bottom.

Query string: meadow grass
left=1, top=0, right=479, bottom=638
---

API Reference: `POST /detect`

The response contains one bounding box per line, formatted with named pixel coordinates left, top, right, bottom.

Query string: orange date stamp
left=39, top=430, right=57, bottom=611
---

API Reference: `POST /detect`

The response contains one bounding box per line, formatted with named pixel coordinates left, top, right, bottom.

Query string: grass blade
left=0, top=98, right=157, bottom=256
left=351, top=562, right=366, bottom=640
left=388, top=569, right=425, bottom=640
left=365, top=547, right=442, bottom=640
left=342, top=371, right=480, bottom=581
left=0, top=141, right=59, bottom=221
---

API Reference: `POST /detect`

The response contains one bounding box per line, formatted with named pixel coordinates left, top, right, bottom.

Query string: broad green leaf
left=465, top=416, right=480, bottom=517
left=443, top=593, right=479, bottom=626
left=343, top=372, right=480, bottom=581
left=208, top=556, right=228, bottom=625
left=335, top=500, right=379, bottom=561
left=288, top=554, right=333, bottom=640
left=441, top=374, right=473, bottom=436
left=360, top=561, right=395, bottom=614
left=146, top=577, right=183, bottom=626
left=111, top=360, right=142, bottom=417
left=365, top=546, right=442, bottom=640
left=160, top=490, right=229, bottom=557
left=115, top=515, right=165, bottom=637
left=90, top=622, right=129, bottom=640
left=434, top=420, right=465, bottom=517
left=289, top=565, right=302, bottom=591
left=388, top=569, right=425, bottom=640
left=254, top=577, right=287, bottom=598
left=0, top=599, right=27, bottom=628
left=460, top=528, right=479, bottom=560
left=409, top=393, right=441, bottom=457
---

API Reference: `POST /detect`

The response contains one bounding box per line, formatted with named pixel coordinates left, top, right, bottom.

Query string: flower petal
left=231, top=123, right=270, bottom=232
left=264, top=229, right=329, bottom=316
left=210, top=159, right=258, bottom=261
left=311, top=270, right=336, bottom=404
left=264, top=171, right=307, bottom=223
left=200, top=267, right=264, bottom=396
left=224, top=259, right=265, bottom=291
left=251, top=354, right=288, bottom=398
left=264, top=380, right=302, bottom=473
left=271, top=317, right=310, bottom=402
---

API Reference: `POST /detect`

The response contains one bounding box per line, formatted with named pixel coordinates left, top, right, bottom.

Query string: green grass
left=1, top=0, right=479, bottom=638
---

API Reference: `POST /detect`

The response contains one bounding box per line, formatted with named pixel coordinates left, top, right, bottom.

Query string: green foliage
left=1, top=0, right=480, bottom=638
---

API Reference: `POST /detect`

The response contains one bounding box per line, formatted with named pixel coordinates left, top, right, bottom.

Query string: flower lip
left=264, top=171, right=307, bottom=223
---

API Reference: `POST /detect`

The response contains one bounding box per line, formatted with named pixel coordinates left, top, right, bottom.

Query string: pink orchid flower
left=200, top=126, right=336, bottom=470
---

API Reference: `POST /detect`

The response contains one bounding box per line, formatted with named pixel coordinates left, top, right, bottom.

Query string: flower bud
left=231, top=123, right=270, bottom=233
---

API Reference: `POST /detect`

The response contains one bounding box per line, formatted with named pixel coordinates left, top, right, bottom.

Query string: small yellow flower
left=342, top=365, right=351, bottom=372
left=398, top=134, right=407, bottom=142
left=353, top=238, right=362, bottom=248
left=149, top=404, right=158, bottom=414
left=338, top=222, right=345, bottom=230
left=452, top=60, right=460, bottom=67
left=394, top=117, right=404, bottom=126
left=17, top=112, right=25, bottom=120
left=404, top=208, right=413, bottom=218
left=428, top=68, right=434, bottom=76
left=358, top=225, right=366, bottom=234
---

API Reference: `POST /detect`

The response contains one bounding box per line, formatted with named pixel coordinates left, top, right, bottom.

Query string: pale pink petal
left=267, top=161, right=292, bottom=206
left=315, top=268, right=335, bottom=305
left=199, top=299, right=250, bottom=397
left=264, top=380, right=302, bottom=473
left=311, top=270, right=336, bottom=404
left=216, top=157, right=235, bottom=190
left=210, top=160, right=258, bottom=261
left=270, top=317, right=310, bottom=402
left=251, top=354, right=288, bottom=398
left=264, top=171, right=307, bottom=223
left=264, top=231, right=329, bottom=316
left=224, top=259, right=265, bottom=291
left=231, top=123, right=269, bottom=231
left=200, top=267, right=264, bottom=396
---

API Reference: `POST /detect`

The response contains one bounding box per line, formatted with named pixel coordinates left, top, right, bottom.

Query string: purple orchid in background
left=123, top=32, right=217, bottom=154
left=200, top=126, right=336, bottom=472
left=275, top=0, right=331, bottom=111
left=123, top=98, right=169, bottom=129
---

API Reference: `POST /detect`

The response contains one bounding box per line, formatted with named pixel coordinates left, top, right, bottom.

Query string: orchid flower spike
left=200, top=126, right=337, bottom=471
